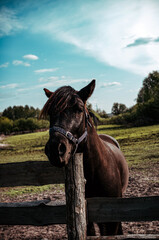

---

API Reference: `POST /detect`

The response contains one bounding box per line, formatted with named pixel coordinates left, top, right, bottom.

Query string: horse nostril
left=58, top=143, right=66, bottom=156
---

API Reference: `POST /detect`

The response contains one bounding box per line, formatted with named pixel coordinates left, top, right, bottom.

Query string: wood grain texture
left=0, top=161, right=65, bottom=187
left=65, top=153, right=87, bottom=240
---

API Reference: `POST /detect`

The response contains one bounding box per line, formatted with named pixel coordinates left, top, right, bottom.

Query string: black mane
left=40, top=86, right=83, bottom=118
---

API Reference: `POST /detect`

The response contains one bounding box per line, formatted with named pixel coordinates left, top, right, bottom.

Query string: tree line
left=0, top=106, right=49, bottom=134
left=108, top=71, right=159, bottom=126
left=0, top=70, right=159, bottom=133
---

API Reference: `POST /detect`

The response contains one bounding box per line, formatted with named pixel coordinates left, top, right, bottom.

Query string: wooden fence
left=0, top=154, right=159, bottom=239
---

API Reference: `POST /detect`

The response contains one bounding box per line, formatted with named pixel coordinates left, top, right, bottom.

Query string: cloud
left=28, top=0, right=159, bottom=76
left=12, top=60, right=30, bottom=67
left=34, top=68, right=58, bottom=73
left=0, top=83, right=19, bottom=89
left=0, top=62, right=9, bottom=68
left=101, top=82, right=121, bottom=88
left=126, top=37, right=159, bottom=47
left=37, top=76, right=90, bottom=88
left=39, top=76, right=58, bottom=82
left=23, top=54, right=39, bottom=60
left=1, top=1, right=159, bottom=76
left=126, top=37, right=153, bottom=48
left=0, top=7, right=23, bottom=37
left=154, top=37, right=159, bottom=42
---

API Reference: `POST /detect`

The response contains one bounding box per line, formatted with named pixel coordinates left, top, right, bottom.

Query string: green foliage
left=0, top=117, right=13, bottom=134
left=137, top=71, right=159, bottom=103
left=108, top=71, right=159, bottom=126
left=136, top=71, right=159, bottom=123
left=2, top=105, right=41, bottom=120
left=0, top=117, right=49, bottom=134
left=111, top=102, right=127, bottom=115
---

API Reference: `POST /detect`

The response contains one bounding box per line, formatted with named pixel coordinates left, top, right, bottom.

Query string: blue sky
left=0, top=0, right=159, bottom=113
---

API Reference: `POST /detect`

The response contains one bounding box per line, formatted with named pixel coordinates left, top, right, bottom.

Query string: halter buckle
left=66, top=131, right=74, bottom=141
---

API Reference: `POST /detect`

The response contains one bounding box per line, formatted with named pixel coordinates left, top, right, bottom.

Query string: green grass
left=98, top=124, right=159, bottom=168
left=0, top=131, right=49, bottom=163
left=0, top=184, right=65, bottom=199
left=0, top=124, right=159, bottom=198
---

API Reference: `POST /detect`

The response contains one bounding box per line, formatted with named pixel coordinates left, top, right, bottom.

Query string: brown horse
left=41, top=80, right=129, bottom=236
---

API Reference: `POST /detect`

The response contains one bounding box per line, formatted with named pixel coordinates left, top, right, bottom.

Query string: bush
left=13, top=118, right=49, bottom=132
left=0, top=117, right=49, bottom=134
left=0, top=117, right=13, bottom=134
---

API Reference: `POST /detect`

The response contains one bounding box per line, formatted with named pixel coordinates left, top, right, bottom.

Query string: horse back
left=99, top=134, right=120, bottom=149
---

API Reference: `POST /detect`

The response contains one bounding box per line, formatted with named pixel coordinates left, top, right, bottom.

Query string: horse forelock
left=40, top=86, right=83, bottom=118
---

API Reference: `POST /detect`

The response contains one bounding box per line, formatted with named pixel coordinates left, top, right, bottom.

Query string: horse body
left=83, top=126, right=128, bottom=198
left=41, top=80, right=129, bottom=236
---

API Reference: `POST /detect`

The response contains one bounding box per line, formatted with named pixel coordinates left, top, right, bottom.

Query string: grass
left=98, top=124, right=159, bottom=168
left=0, top=184, right=65, bottom=199
left=0, top=131, right=49, bottom=163
left=0, top=124, right=159, bottom=198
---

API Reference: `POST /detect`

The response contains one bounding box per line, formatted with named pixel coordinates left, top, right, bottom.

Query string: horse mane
left=40, top=86, right=83, bottom=118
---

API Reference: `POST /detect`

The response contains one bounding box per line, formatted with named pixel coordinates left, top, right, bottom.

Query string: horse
left=40, top=80, right=129, bottom=236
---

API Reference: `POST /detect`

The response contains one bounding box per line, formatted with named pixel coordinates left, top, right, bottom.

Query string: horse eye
left=73, top=105, right=83, bottom=113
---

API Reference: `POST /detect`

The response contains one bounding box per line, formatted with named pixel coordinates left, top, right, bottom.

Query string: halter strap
left=49, top=109, right=91, bottom=156
left=49, top=126, right=87, bottom=145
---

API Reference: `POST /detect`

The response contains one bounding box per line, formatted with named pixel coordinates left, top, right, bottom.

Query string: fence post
left=65, top=153, right=87, bottom=240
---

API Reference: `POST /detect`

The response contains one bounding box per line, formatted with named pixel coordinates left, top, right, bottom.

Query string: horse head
left=41, top=80, right=95, bottom=167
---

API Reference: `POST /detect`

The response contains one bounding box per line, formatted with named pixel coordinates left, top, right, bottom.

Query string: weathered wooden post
left=65, top=153, right=87, bottom=240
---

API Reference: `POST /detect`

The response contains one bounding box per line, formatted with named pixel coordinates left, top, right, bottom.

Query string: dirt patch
left=0, top=164, right=159, bottom=239
left=0, top=135, right=10, bottom=149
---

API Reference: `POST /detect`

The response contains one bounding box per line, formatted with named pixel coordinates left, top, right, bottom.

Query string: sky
left=0, top=0, right=159, bottom=113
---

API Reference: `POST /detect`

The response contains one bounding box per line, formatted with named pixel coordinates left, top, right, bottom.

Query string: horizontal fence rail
left=87, top=234, right=159, bottom=239
left=0, top=196, right=159, bottom=226
left=0, top=161, right=65, bottom=187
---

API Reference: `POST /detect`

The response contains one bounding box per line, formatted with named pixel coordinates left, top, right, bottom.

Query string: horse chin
left=49, top=155, right=70, bottom=168
left=48, top=158, right=65, bottom=168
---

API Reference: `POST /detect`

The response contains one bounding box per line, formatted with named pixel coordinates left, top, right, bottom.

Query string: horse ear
left=43, top=88, right=54, bottom=98
left=78, top=79, right=96, bottom=103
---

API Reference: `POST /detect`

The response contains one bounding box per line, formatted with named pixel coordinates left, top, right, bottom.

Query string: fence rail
left=0, top=156, right=159, bottom=239
left=0, top=196, right=159, bottom=226
left=0, top=161, right=64, bottom=187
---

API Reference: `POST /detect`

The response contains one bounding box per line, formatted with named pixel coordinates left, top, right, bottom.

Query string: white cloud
left=28, top=0, right=159, bottom=76
left=37, top=76, right=90, bottom=88
left=12, top=60, right=30, bottom=67
left=23, top=54, right=39, bottom=60
left=102, top=82, right=121, bottom=87
left=39, top=76, right=58, bottom=82
left=0, top=7, right=23, bottom=37
left=1, top=1, right=159, bottom=76
left=0, top=62, right=9, bottom=68
left=0, top=83, right=19, bottom=89
left=34, top=68, right=58, bottom=73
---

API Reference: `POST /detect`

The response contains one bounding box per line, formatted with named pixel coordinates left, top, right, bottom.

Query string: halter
left=49, top=109, right=92, bottom=156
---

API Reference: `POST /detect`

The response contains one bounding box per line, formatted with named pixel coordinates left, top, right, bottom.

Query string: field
left=0, top=124, right=159, bottom=239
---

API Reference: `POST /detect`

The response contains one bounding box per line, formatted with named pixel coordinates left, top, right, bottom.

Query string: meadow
left=0, top=124, right=159, bottom=198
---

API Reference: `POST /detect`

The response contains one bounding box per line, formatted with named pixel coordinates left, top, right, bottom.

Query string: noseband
left=49, top=110, right=92, bottom=156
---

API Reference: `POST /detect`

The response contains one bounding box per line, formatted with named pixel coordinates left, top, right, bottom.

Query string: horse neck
left=83, top=124, right=105, bottom=166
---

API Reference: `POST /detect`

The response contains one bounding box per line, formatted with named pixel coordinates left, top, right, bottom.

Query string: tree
left=2, top=105, right=41, bottom=120
left=137, top=71, right=159, bottom=103
left=136, top=71, right=159, bottom=122
left=111, top=103, right=127, bottom=115
left=0, top=117, right=13, bottom=134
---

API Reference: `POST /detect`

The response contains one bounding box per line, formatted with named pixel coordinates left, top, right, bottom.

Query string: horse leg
left=98, top=222, right=123, bottom=236
left=117, top=222, right=123, bottom=235
left=87, top=222, right=96, bottom=236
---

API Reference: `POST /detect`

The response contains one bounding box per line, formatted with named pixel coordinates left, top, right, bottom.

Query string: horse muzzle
left=45, top=137, right=72, bottom=167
